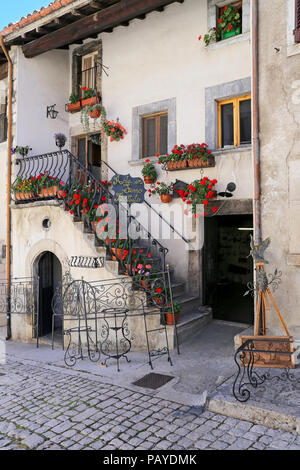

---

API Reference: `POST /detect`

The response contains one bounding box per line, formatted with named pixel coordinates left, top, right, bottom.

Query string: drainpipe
left=252, top=0, right=261, bottom=245
left=0, top=36, right=13, bottom=340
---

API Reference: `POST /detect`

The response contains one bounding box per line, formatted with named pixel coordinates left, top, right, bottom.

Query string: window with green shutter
left=295, top=0, right=300, bottom=43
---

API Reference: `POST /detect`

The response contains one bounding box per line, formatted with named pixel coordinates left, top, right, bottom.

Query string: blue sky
left=0, top=1, right=50, bottom=30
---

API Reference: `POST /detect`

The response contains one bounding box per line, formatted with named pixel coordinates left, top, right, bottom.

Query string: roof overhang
left=0, top=0, right=184, bottom=64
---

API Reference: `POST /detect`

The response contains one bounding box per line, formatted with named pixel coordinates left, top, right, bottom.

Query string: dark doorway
left=76, top=134, right=102, bottom=179
left=204, top=214, right=254, bottom=324
left=38, top=252, right=62, bottom=338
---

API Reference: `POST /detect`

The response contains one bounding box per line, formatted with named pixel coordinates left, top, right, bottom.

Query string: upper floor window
left=80, top=52, right=98, bottom=91
left=142, top=111, right=168, bottom=159
left=218, top=95, right=251, bottom=148
left=217, top=1, right=242, bottom=41
left=295, top=0, right=300, bottom=43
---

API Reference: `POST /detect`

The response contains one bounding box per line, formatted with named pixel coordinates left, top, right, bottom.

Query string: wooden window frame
left=141, top=111, right=168, bottom=159
left=217, top=94, right=251, bottom=148
left=295, top=0, right=300, bottom=43
left=218, top=1, right=243, bottom=19
left=81, top=52, right=98, bottom=90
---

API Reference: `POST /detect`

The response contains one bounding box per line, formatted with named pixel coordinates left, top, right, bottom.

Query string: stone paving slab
left=206, top=367, right=300, bottom=435
left=0, top=356, right=300, bottom=450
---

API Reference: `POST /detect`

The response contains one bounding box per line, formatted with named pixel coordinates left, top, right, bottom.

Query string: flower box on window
left=158, top=144, right=215, bottom=171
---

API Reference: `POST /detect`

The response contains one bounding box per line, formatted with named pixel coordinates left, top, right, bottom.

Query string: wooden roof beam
left=22, top=0, right=184, bottom=58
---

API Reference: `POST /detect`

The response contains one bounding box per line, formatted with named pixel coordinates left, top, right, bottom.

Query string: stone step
left=175, top=307, right=212, bottom=346
left=170, top=281, right=186, bottom=297
left=173, top=295, right=202, bottom=315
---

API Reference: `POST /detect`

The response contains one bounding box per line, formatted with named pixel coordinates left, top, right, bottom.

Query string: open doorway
left=76, top=134, right=102, bottom=180
left=37, top=252, right=62, bottom=339
left=204, top=214, right=254, bottom=324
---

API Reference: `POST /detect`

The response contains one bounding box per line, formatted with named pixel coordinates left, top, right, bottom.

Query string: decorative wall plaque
left=110, top=174, right=146, bottom=205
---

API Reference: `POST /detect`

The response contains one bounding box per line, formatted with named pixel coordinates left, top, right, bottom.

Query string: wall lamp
left=47, top=104, right=59, bottom=119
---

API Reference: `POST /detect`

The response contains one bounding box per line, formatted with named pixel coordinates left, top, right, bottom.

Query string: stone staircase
left=69, top=207, right=212, bottom=346
left=12, top=148, right=212, bottom=346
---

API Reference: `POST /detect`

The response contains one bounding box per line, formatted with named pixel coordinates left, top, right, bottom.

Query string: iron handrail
left=12, top=149, right=168, bottom=273
left=101, top=159, right=190, bottom=244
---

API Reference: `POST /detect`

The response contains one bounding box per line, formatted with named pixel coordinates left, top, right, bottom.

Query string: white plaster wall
left=67, top=0, right=252, bottom=280
left=10, top=0, right=253, bottom=286
left=15, top=49, right=70, bottom=155
left=10, top=202, right=116, bottom=281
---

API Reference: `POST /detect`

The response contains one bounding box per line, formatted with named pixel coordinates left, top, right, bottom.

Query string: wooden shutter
left=295, top=0, right=300, bottom=43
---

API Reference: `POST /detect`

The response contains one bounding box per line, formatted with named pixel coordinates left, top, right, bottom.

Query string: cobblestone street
left=0, top=357, right=299, bottom=451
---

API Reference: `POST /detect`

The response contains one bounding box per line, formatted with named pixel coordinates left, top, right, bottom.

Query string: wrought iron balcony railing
left=77, top=65, right=98, bottom=95
left=11, top=150, right=168, bottom=275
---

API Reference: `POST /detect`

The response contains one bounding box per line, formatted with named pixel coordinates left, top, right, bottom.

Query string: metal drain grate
left=133, top=373, right=174, bottom=390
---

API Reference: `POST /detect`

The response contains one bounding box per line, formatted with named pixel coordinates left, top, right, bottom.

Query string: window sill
left=213, top=144, right=252, bottom=155
left=205, top=32, right=250, bottom=51
left=287, top=42, right=300, bottom=57
left=129, top=157, right=159, bottom=167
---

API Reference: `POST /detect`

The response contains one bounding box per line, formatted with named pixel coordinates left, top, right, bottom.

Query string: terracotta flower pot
left=161, top=194, right=172, bottom=204
left=81, top=97, right=99, bottom=108
left=166, top=162, right=174, bottom=171
left=89, top=109, right=101, bottom=119
left=180, top=160, right=187, bottom=169
left=144, top=177, right=154, bottom=184
left=111, top=248, right=129, bottom=261
left=141, top=280, right=150, bottom=289
left=15, top=192, right=34, bottom=201
left=39, top=186, right=63, bottom=198
left=67, top=101, right=81, bottom=113
left=166, top=312, right=179, bottom=325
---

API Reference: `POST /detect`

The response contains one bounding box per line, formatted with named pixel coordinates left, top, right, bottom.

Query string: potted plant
left=36, top=173, right=65, bottom=198
left=142, top=161, right=157, bottom=184
left=179, top=177, right=218, bottom=217
left=12, top=177, right=37, bottom=200
left=107, top=238, right=130, bottom=261
left=81, top=87, right=101, bottom=108
left=55, top=133, right=67, bottom=150
left=203, top=3, right=242, bottom=46
left=148, top=182, right=174, bottom=203
left=166, top=301, right=181, bottom=325
left=11, top=146, right=32, bottom=158
left=157, top=143, right=215, bottom=171
left=81, top=103, right=107, bottom=133
left=67, top=93, right=81, bottom=113
left=102, top=119, right=127, bottom=142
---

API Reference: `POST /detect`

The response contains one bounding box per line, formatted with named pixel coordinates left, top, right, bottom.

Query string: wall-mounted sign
left=110, top=174, right=146, bottom=205
left=68, top=256, right=105, bottom=269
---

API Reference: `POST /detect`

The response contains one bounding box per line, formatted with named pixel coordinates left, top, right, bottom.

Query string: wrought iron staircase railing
left=12, top=149, right=169, bottom=277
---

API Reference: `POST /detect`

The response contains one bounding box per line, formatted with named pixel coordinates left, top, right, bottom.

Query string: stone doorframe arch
left=21, top=241, right=69, bottom=340
left=25, top=240, right=69, bottom=279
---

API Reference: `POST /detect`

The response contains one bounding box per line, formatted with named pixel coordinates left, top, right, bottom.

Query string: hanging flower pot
left=161, top=194, right=173, bottom=204
left=89, top=108, right=101, bottom=119
left=82, top=96, right=99, bottom=108
left=67, top=101, right=81, bottom=113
